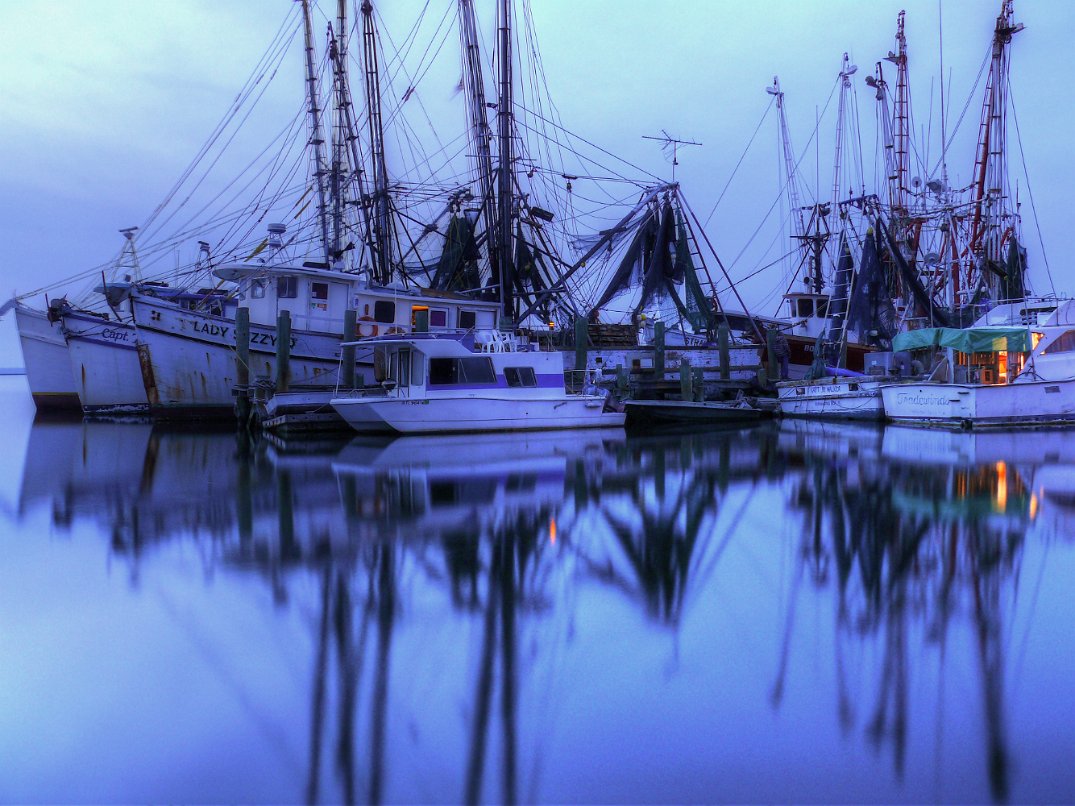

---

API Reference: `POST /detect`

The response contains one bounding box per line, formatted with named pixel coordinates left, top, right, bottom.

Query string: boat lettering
left=249, top=332, right=298, bottom=349
left=100, top=327, right=129, bottom=342
left=895, top=392, right=950, bottom=407
left=192, top=321, right=230, bottom=339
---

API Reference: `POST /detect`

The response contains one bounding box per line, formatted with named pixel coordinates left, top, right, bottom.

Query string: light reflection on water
left=2, top=379, right=1074, bottom=804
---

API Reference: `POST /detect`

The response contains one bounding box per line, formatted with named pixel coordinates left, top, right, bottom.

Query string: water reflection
left=8, top=416, right=1075, bottom=803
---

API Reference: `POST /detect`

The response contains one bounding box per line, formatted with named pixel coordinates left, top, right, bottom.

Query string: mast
left=328, top=1, right=375, bottom=272
left=496, top=0, right=515, bottom=320
left=458, top=0, right=498, bottom=293
left=362, top=0, right=393, bottom=285
left=968, top=0, right=1023, bottom=299
left=889, top=10, right=910, bottom=220
left=300, top=0, right=332, bottom=266
left=831, top=54, right=858, bottom=210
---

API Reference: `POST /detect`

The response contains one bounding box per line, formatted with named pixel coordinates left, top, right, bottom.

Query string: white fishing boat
left=881, top=299, right=1075, bottom=428
left=10, top=302, right=80, bottom=411
left=330, top=332, right=625, bottom=434
left=60, top=308, right=148, bottom=414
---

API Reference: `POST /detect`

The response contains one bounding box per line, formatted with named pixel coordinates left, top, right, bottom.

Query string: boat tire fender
left=357, top=316, right=379, bottom=338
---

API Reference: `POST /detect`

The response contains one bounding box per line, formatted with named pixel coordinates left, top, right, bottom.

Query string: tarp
left=892, top=326, right=1032, bottom=354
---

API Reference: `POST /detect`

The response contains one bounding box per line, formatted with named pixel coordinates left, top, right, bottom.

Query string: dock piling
left=718, top=323, right=730, bottom=381
left=341, top=309, right=356, bottom=389
left=276, top=310, right=291, bottom=393
left=236, top=307, right=251, bottom=421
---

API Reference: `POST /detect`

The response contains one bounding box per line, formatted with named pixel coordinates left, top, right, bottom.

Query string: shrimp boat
left=330, top=332, right=625, bottom=434
left=881, top=299, right=1075, bottom=428
left=10, top=302, right=80, bottom=411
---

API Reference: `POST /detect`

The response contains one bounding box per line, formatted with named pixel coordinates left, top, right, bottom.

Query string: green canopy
left=892, top=326, right=1032, bottom=354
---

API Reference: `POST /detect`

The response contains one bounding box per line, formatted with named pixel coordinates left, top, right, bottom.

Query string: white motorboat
left=330, top=332, right=626, bottom=434
left=882, top=299, right=1075, bottom=428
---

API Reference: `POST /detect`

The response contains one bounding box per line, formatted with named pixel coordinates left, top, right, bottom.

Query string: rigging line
left=142, top=10, right=302, bottom=234
left=516, top=102, right=663, bottom=183
left=141, top=24, right=301, bottom=244
left=928, top=44, right=991, bottom=181
left=1007, top=79, right=1056, bottom=297
left=157, top=102, right=307, bottom=253
left=511, top=113, right=650, bottom=188
left=703, top=96, right=775, bottom=228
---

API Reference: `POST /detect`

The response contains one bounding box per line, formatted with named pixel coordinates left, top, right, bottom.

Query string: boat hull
left=623, top=399, right=763, bottom=426
left=62, top=311, right=149, bottom=413
left=777, top=377, right=887, bottom=421
left=14, top=304, right=80, bottom=410
left=882, top=379, right=1075, bottom=428
left=331, top=393, right=625, bottom=434
left=132, top=296, right=366, bottom=416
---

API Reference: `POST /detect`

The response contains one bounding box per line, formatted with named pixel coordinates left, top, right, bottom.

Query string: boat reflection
left=9, top=417, right=1073, bottom=802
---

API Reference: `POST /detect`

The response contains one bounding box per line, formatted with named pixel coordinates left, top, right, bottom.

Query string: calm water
left=1, top=375, right=1073, bottom=804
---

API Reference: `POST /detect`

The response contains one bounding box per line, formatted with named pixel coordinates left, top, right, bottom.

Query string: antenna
left=642, top=129, right=701, bottom=182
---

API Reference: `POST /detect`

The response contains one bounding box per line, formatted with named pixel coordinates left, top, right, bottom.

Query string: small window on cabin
left=797, top=299, right=814, bottom=318
left=504, top=366, right=537, bottom=387
left=816, top=300, right=829, bottom=319
left=430, top=309, right=448, bottom=328
left=277, top=276, right=298, bottom=299
left=458, top=309, right=477, bottom=330
left=251, top=280, right=266, bottom=299
left=1043, top=330, right=1075, bottom=354
left=429, top=358, right=459, bottom=385
left=397, top=349, right=411, bottom=387
left=459, top=357, right=495, bottom=383
left=311, top=282, right=329, bottom=301
left=374, top=300, right=395, bottom=324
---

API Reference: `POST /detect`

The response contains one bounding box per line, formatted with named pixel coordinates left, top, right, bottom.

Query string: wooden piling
left=766, top=327, right=777, bottom=383
left=341, top=309, right=356, bottom=390
left=654, top=320, right=666, bottom=377
left=692, top=367, right=704, bottom=401
left=414, top=308, right=430, bottom=334
left=276, top=310, right=291, bottom=393
left=718, top=323, right=730, bottom=381
left=679, top=358, right=692, bottom=400
left=236, top=307, right=251, bottom=421
left=574, top=317, right=588, bottom=377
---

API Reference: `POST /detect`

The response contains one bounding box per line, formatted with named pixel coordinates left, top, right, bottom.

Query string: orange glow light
left=995, top=461, right=1008, bottom=511
left=549, top=517, right=557, bottom=544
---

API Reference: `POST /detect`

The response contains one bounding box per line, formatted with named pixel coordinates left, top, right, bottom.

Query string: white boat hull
left=62, top=312, right=149, bottom=413
left=14, top=304, right=79, bottom=410
left=882, top=379, right=1075, bottom=428
left=777, top=377, right=887, bottom=420
left=331, top=392, right=625, bottom=434
left=132, top=297, right=367, bottom=415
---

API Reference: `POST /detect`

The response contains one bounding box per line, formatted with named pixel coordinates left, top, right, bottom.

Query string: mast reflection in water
left=3, top=393, right=1075, bottom=803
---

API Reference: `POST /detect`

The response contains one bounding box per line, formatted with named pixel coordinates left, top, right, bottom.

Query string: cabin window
left=397, top=349, right=411, bottom=387
left=411, top=354, right=425, bottom=386
left=311, top=282, right=329, bottom=301
left=251, top=280, right=266, bottom=299
left=458, top=310, right=477, bottom=330
left=816, top=300, right=829, bottom=318
left=1043, top=330, right=1075, bottom=354
left=504, top=366, right=537, bottom=387
left=796, top=299, right=814, bottom=318
left=277, top=276, right=298, bottom=299
left=374, top=300, right=395, bottom=324
left=430, top=309, right=448, bottom=328
left=428, top=356, right=496, bottom=385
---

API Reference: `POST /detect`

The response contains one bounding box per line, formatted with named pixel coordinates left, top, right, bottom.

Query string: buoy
left=357, top=315, right=379, bottom=338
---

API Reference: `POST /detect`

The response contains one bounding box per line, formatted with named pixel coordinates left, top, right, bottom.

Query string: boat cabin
left=214, top=262, right=500, bottom=337
left=363, top=332, right=567, bottom=398
left=783, top=292, right=830, bottom=339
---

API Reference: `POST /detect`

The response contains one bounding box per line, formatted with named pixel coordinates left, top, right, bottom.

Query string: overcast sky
left=2, top=0, right=1071, bottom=364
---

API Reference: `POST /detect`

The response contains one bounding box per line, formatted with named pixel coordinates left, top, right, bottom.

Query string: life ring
left=356, top=316, right=379, bottom=338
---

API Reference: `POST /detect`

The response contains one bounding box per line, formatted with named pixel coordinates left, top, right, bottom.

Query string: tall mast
left=968, top=0, right=1022, bottom=297
left=300, top=0, right=332, bottom=266
left=328, top=1, right=375, bottom=271
left=831, top=53, right=858, bottom=210
left=496, top=0, right=515, bottom=320
left=362, top=0, right=392, bottom=285
left=458, top=0, right=499, bottom=292
left=889, top=10, right=910, bottom=219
